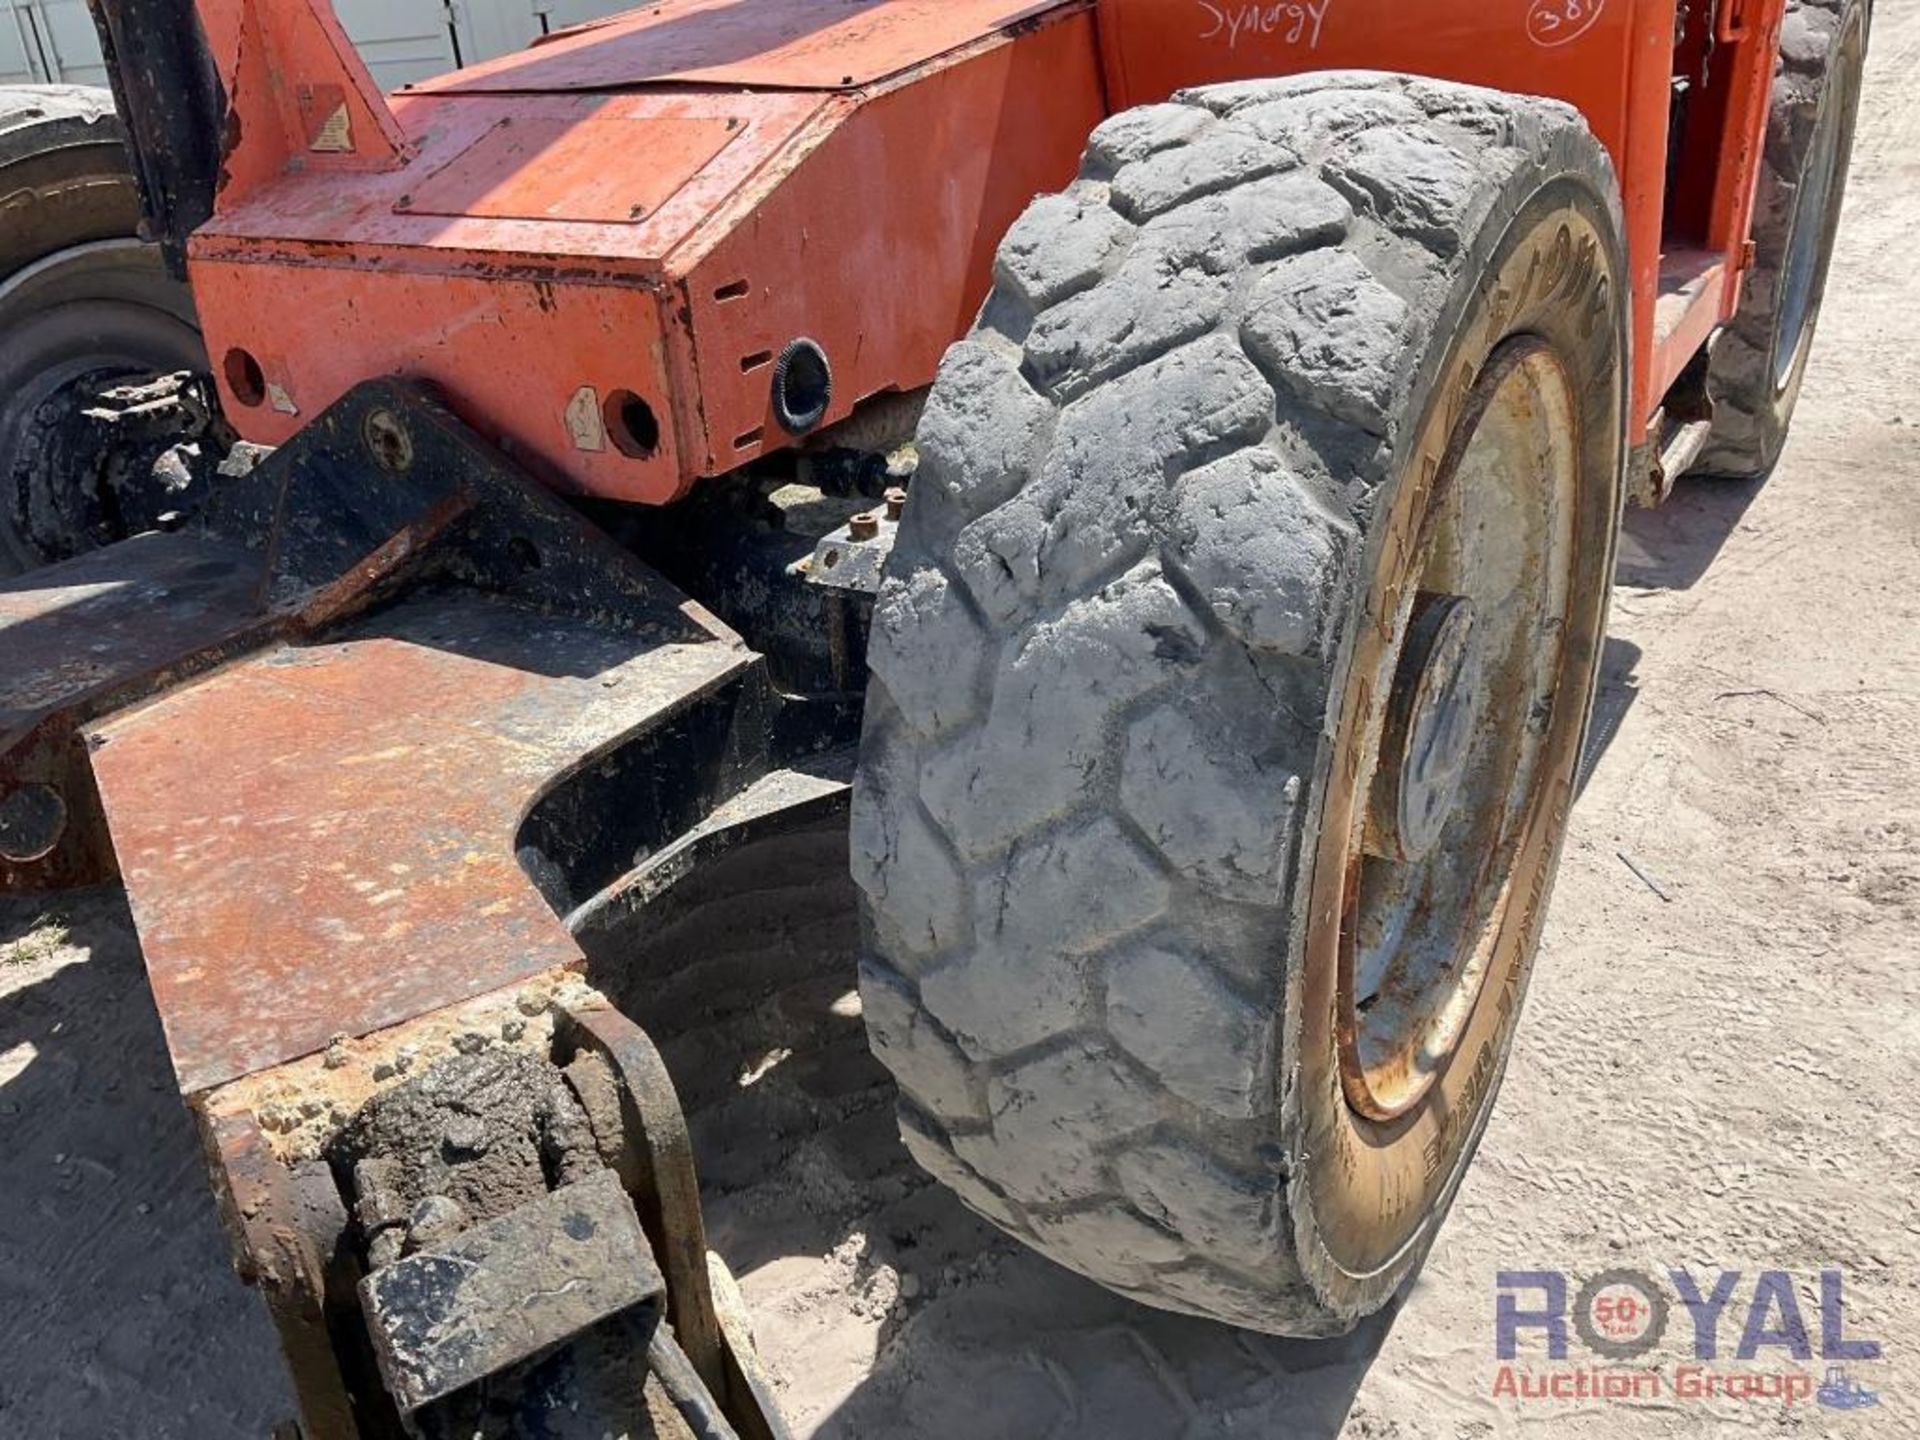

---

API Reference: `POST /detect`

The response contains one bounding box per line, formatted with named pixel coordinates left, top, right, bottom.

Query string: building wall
left=0, top=0, right=633, bottom=90
left=3, top=1, right=111, bottom=86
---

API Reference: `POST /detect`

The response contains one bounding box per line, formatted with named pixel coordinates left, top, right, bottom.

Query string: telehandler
left=0, top=0, right=1864, bottom=1432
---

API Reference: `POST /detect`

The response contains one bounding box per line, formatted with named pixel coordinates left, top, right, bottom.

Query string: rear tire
left=854, top=74, right=1629, bottom=1335
left=1693, top=0, right=1867, bottom=479
left=0, top=86, right=202, bottom=575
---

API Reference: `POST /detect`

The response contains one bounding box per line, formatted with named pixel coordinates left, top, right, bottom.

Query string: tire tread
left=856, top=72, right=1604, bottom=1333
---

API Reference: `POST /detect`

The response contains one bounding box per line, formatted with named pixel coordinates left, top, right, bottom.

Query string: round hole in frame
left=604, top=390, right=662, bottom=459
left=223, top=347, right=266, bottom=407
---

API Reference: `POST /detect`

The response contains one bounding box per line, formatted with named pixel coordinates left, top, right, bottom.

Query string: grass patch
left=0, top=914, right=71, bottom=969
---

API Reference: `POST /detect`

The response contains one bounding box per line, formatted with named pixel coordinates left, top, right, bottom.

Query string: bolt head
left=362, top=409, right=415, bottom=473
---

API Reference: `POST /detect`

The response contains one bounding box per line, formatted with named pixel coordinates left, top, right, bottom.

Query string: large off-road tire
left=0, top=86, right=202, bottom=575
left=854, top=73, right=1629, bottom=1334
left=1693, top=0, right=1867, bottom=479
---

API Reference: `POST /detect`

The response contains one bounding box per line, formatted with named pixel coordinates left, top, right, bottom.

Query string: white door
left=29, top=0, right=107, bottom=82
left=449, top=0, right=538, bottom=67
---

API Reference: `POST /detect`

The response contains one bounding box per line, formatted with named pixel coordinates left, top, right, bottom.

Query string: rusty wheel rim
left=1336, top=337, right=1580, bottom=1122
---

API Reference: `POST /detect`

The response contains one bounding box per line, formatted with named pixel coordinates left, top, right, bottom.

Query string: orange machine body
left=184, top=0, right=1784, bottom=505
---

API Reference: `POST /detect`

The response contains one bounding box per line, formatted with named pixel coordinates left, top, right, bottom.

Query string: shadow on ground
left=587, top=823, right=1398, bottom=1440
left=0, top=889, right=292, bottom=1440
left=1580, top=635, right=1644, bottom=799
left=1616, top=474, right=1767, bottom=591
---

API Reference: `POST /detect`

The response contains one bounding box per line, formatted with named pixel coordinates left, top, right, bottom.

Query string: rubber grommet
left=772, top=337, right=833, bottom=434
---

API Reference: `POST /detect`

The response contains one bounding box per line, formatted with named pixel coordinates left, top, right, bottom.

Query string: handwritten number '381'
left=1527, top=0, right=1607, bottom=47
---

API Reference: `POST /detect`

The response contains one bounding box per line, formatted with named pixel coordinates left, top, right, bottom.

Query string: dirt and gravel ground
left=4, top=10, right=1919, bottom=1436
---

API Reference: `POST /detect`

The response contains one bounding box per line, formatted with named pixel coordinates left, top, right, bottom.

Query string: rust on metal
left=8, top=380, right=758, bottom=1095
left=556, top=996, right=728, bottom=1402
left=202, top=1108, right=361, bottom=1438
left=1335, top=336, right=1579, bottom=1123
left=199, top=972, right=594, bottom=1439
left=198, top=973, right=788, bottom=1440
left=0, top=534, right=271, bottom=890
left=202, top=968, right=593, bottom=1166
left=90, top=588, right=748, bottom=1095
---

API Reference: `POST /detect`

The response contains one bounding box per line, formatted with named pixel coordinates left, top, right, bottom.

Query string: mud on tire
left=0, top=86, right=201, bottom=574
left=854, top=73, right=1630, bottom=1334
left=1693, top=0, right=1867, bottom=479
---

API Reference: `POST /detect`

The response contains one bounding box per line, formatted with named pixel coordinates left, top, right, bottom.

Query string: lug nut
left=884, top=486, right=908, bottom=521
left=849, top=511, right=880, bottom=541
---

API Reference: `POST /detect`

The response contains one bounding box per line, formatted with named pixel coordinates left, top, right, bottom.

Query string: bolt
left=362, top=408, right=415, bottom=473
left=884, top=486, right=908, bottom=521
left=849, top=511, right=880, bottom=541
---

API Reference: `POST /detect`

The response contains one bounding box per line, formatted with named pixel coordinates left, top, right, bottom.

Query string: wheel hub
left=1366, top=592, right=1480, bottom=864
left=5, top=368, right=223, bottom=563
left=1338, top=337, right=1581, bottom=1122
left=0, top=238, right=207, bottom=571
